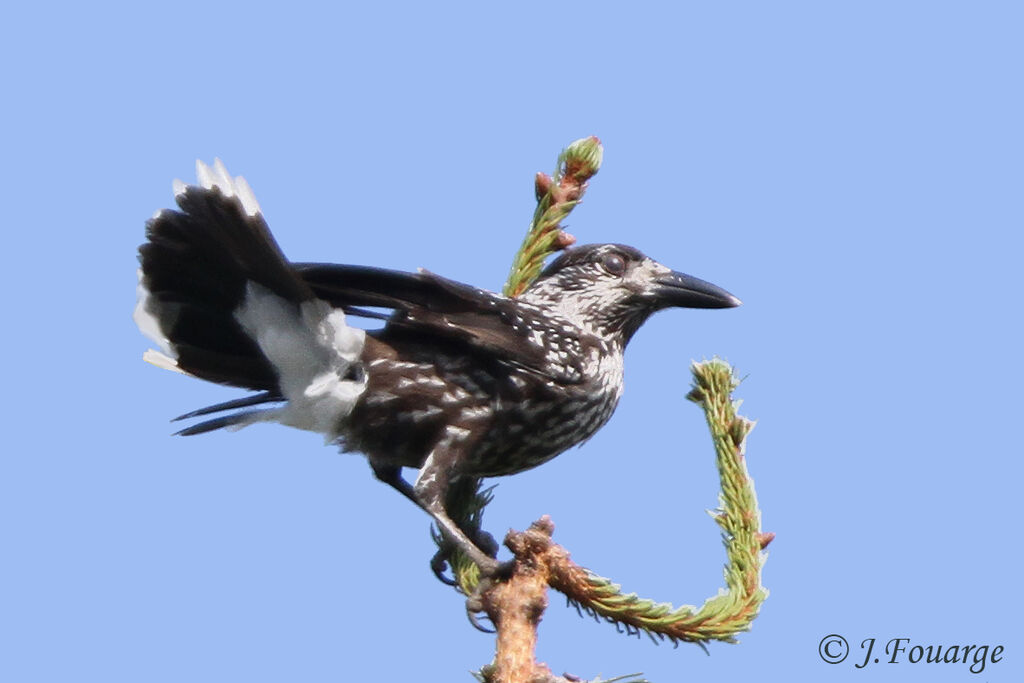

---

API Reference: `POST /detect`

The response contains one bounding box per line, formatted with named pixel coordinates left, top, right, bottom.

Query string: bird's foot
left=429, top=527, right=500, bottom=586
left=464, top=558, right=515, bottom=617
left=471, top=528, right=499, bottom=559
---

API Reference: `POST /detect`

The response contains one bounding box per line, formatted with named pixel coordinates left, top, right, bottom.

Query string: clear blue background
left=3, top=2, right=1021, bottom=682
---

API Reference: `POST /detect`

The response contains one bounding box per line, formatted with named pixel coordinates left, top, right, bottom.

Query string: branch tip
left=444, top=145, right=766, bottom=681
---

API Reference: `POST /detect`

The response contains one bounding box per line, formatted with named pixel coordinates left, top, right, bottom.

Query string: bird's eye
left=601, top=252, right=626, bottom=276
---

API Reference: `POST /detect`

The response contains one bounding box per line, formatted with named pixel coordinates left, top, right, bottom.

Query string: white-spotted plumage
left=459, top=405, right=492, bottom=421
left=136, top=167, right=742, bottom=578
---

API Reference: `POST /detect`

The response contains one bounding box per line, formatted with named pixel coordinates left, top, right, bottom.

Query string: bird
left=134, top=159, right=741, bottom=575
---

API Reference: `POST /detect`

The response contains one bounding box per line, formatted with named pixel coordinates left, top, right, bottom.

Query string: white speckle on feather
left=365, top=391, right=398, bottom=405
left=409, top=405, right=444, bottom=422
left=459, top=405, right=492, bottom=421
left=441, top=387, right=470, bottom=405
left=444, top=425, right=470, bottom=439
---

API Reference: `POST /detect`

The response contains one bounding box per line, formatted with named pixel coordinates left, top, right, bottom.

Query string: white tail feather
left=174, top=159, right=263, bottom=217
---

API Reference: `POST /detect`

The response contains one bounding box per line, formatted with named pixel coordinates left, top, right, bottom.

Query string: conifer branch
left=503, top=136, right=602, bottom=297
left=539, top=360, right=769, bottom=646
left=435, top=137, right=604, bottom=595
left=491, top=361, right=767, bottom=646
left=428, top=140, right=768, bottom=681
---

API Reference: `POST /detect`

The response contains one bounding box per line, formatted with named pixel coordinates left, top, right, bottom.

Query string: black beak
left=654, top=270, right=741, bottom=309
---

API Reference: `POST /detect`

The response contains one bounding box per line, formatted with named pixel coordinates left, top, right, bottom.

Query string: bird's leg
left=443, top=475, right=499, bottom=558
left=370, top=462, right=419, bottom=505
left=372, top=462, right=457, bottom=584
left=414, top=470, right=499, bottom=576
left=371, top=453, right=500, bottom=576
left=416, top=426, right=506, bottom=576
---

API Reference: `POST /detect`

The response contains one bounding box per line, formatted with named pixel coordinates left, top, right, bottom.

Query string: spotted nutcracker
left=134, top=160, right=740, bottom=573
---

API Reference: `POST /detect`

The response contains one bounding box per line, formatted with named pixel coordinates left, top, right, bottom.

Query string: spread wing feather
left=292, top=263, right=584, bottom=384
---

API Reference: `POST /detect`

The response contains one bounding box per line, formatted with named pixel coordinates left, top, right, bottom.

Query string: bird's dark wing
left=292, top=263, right=585, bottom=384
left=294, top=263, right=484, bottom=313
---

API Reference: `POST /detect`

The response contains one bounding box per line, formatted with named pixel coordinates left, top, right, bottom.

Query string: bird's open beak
left=654, top=271, right=741, bottom=309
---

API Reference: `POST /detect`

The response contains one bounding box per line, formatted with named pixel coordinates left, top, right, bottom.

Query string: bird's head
left=519, top=244, right=740, bottom=344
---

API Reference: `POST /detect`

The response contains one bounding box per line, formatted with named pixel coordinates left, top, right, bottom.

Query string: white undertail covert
left=135, top=159, right=368, bottom=438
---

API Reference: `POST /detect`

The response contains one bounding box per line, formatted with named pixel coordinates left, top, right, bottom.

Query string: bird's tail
left=134, top=159, right=367, bottom=436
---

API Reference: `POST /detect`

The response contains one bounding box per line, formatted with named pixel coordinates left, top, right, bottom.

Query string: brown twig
left=478, top=517, right=572, bottom=683
left=479, top=518, right=554, bottom=683
left=479, top=518, right=653, bottom=683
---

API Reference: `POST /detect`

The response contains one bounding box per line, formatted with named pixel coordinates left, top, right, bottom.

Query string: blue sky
left=3, top=2, right=1021, bottom=681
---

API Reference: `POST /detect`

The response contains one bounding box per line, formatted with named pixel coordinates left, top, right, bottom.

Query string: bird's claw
left=464, top=558, right=515, bottom=630
left=430, top=551, right=457, bottom=586
left=466, top=605, right=495, bottom=633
